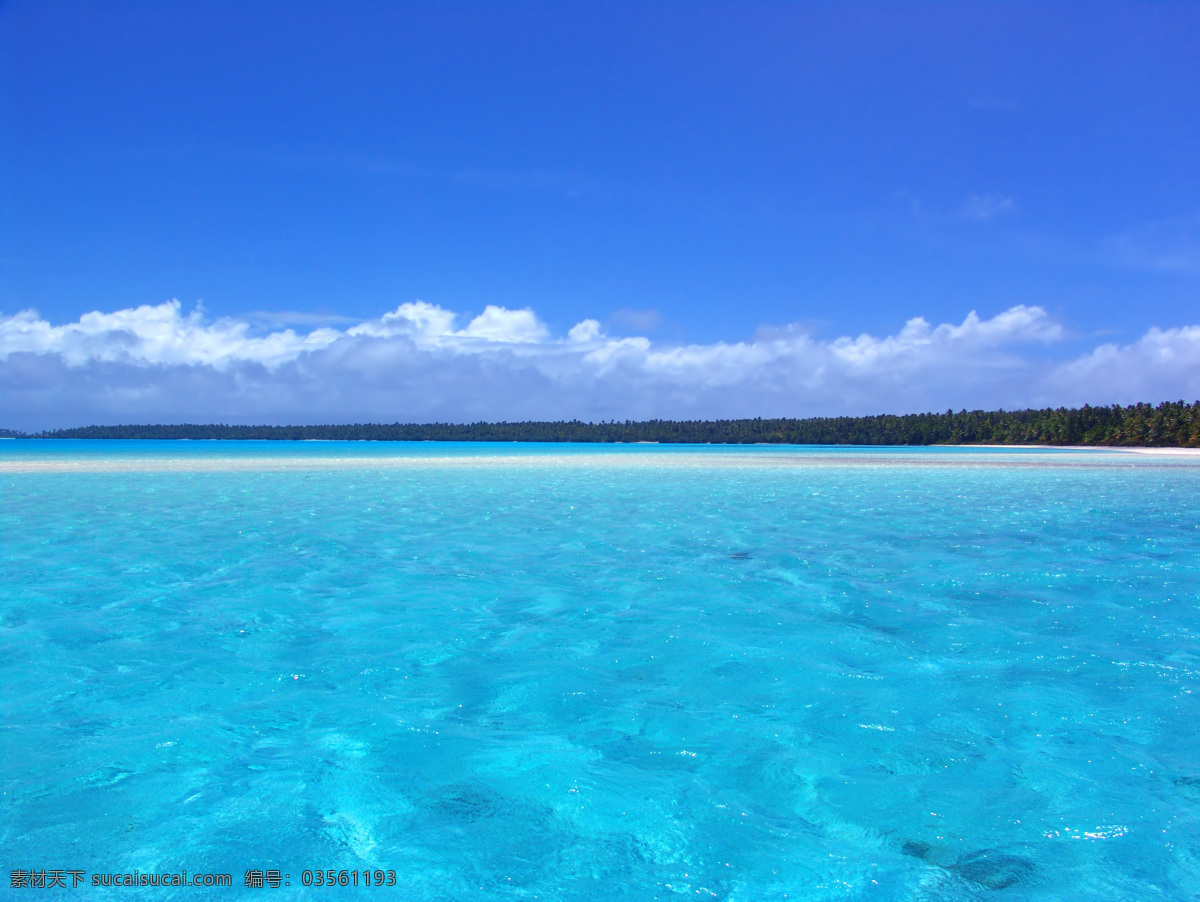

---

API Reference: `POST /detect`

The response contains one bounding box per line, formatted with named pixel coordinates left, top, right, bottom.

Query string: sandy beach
left=3, top=445, right=1198, bottom=474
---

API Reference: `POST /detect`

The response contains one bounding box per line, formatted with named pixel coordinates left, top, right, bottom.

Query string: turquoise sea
left=3, top=441, right=1199, bottom=900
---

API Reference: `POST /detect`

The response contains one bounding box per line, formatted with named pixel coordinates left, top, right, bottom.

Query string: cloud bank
left=2, top=300, right=1198, bottom=430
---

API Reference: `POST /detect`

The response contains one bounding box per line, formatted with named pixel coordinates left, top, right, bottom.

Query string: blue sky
left=2, top=1, right=1199, bottom=428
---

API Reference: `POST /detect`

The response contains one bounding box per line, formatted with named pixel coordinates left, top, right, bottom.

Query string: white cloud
left=567, top=319, right=603, bottom=343
left=1, top=300, right=1196, bottom=430
left=346, top=301, right=549, bottom=345
left=1046, top=326, right=1200, bottom=404
left=347, top=300, right=458, bottom=342
left=459, top=305, right=548, bottom=343
left=0, top=301, right=344, bottom=370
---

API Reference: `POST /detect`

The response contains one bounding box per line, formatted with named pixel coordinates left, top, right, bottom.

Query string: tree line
left=7, top=401, right=1199, bottom=446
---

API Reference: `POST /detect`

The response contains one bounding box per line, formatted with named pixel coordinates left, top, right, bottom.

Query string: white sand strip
left=1, top=448, right=1195, bottom=474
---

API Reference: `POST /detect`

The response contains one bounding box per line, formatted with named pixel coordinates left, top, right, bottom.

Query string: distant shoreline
left=4, top=439, right=1199, bottom=453
left=3, top=401, right=1197, bottom=448
left=952, top=444, right=1200, bottom=455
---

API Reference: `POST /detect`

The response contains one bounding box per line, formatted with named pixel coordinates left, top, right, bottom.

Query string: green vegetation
left=7, top=401, right=1199, bottom=446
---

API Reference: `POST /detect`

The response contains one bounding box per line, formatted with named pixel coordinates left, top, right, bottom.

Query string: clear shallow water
left=3, top=442, right=1199, bottom=900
